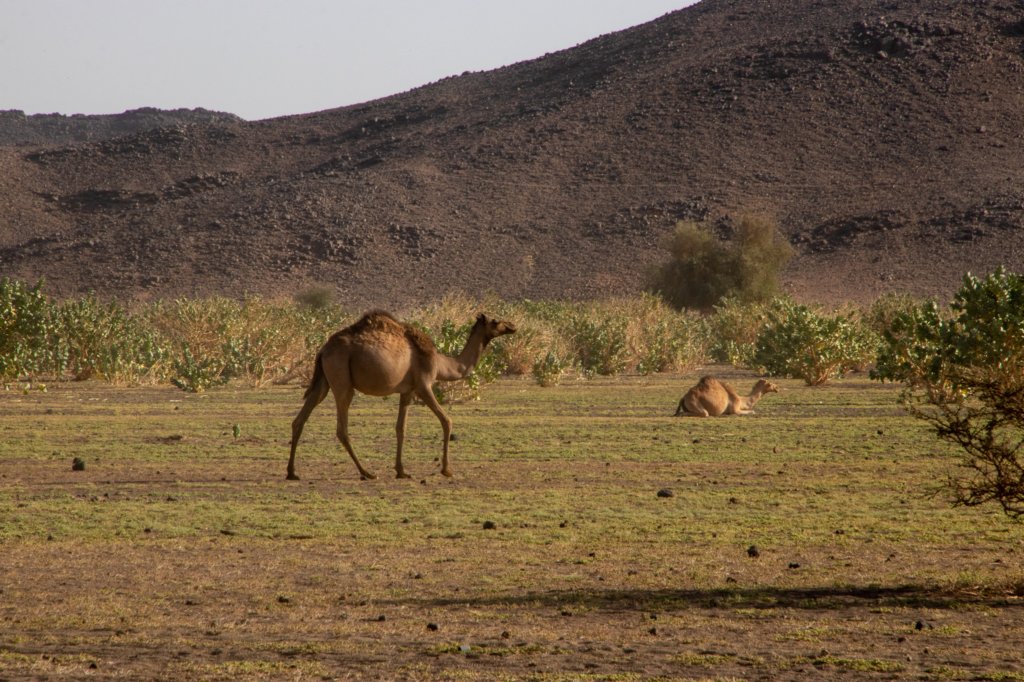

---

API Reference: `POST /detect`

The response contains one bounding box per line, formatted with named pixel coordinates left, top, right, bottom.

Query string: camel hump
left=341, top=310, right=435, bottom=358
left=696, top=375, right=721, bottom=389
left=347, top=309, right=402, bottom=334
left=402, top=324, right=436, bottom=358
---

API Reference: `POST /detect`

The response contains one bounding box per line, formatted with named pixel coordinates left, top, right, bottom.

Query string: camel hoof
left=441, top=469, right=454, bottom=478
left=395, top=471, right=412, bottom=479
left=360, top=472, right=377, bottom=481
left=286, top=472, right=300, bottom=481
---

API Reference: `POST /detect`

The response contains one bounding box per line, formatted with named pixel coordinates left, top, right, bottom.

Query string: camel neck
left=436, top=326, right=487, bottom=381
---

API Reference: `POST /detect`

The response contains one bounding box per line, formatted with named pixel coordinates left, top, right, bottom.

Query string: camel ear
left=476, top=313, right=487, bottom=324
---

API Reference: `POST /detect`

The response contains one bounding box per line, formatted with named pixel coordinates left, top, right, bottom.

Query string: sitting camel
left=288, top=310, right=516, bottom=480
left=674, top=376, right=778, bottom=417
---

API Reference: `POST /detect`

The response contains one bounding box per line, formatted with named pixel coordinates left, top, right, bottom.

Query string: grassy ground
left=1, top=368, right=1023, bottom=680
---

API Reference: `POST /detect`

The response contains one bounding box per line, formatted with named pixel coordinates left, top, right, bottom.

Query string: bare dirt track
left=2, top=0, right=1024, bottom=307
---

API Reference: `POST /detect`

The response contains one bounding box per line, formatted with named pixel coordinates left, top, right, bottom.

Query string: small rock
left=377, top=614, right=387, bottom=622
left=277, top=595, right=290, bottom=604
left=426, top=622, right=439, bottom=631
left=71, top=457, right=86, bottom=471
left=482, top=520, right=497, bottom=530
left=747, top=545, right=760, bottom=558
left=788, top=562, right=801, bottom=569
left=656, top=488, right=674, bottom=498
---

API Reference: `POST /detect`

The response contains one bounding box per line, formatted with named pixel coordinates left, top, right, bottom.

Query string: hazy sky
left=1, top=1, right=694, bottom=121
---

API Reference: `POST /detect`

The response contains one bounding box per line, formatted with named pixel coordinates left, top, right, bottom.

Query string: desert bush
left=873, top=268, right=1024, bottom=518
left=293, top=285, right=336, bottom=311
left=704, top=296, right=773, bottom=367
left=221, top=299, right=313, bottom=387
left=649, top=213, right=793, bottom=310
left=618, top=294, right=709, bottom=374
left=865, top=292, right=926, bottom=337
left=753, top=299, right=878, bottom=385
left=171, top=344, right=230, bottom=393
left=0, top=278, right=60, bottom=380
left=149, top=297, right=322, bottom=389
left=566, top=312, right=630, bottom=376
left=54, top=295, right=168, bottom=384
left=532, top=350, right=570, bottom=387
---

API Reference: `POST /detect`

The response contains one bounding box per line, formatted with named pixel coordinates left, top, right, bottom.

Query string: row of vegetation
left=1, top=277, right=903, bottom=393
left=2, top=212, right=1022, bottom=518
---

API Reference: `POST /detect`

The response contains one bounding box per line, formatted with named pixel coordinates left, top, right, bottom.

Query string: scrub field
left=1, top=368, right=1022, bottom=680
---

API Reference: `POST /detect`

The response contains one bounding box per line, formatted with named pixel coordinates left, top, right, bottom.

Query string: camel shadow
left=380, top=583, right=1023, bottom=612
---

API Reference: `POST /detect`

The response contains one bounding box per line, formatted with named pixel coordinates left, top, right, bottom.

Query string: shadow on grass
left=382, top=584, right=1024, bottom=612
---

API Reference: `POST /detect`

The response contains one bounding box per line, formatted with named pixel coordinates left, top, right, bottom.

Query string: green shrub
left=532, top=350, right=569, bottom=387
left=54, top=295, right=167, bottom=384
left=649, top=214, right=793, bottom=310
left=0, top=278, right=60, bottom=380
left=704, top=296, right=773, bottom=367
left=872, top=268, right=1024, bottom=518
left=566, top=313, right=629, bottom=376
left=171, top=344, right=229, bottom=393
left=753, top=299, right=877, bottom=385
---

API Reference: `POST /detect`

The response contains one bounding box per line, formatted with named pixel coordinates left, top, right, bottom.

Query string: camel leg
left=683, top=395, right=710, bottom=417
left=288, top=379, right=330, bottom=480
left=394, top=392, right=413, bottom=479
left=334, top=387, right=376, bottom=480
left=416, top=385, right=453, bottom=477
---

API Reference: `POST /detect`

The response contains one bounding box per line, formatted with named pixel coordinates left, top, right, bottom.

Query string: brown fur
left=675, top=376, right=778, bottom=417
left=288, top=310, right=516, bottom=481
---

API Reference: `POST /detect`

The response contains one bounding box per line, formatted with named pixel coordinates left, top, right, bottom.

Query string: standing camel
left=288, top=310, right=516, bottom=480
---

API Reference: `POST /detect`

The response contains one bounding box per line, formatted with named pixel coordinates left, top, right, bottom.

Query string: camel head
left=475, top=313, right=517, bottom=345
left=755, top=379, right=779, bottom=395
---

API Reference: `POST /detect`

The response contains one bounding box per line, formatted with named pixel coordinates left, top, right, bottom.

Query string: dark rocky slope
left=1, top=0, right=1022, bottom=307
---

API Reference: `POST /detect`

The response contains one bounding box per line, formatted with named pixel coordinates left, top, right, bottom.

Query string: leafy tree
left=873, top=268, right=1024, bottom=518
left=649, top=214, right=793, bottom=310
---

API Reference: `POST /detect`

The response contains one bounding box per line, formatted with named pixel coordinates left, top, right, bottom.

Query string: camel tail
left=305, top=351, right=328, bottom=399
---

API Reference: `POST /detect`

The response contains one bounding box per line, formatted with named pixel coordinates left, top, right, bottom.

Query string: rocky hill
left=1, top=0, right=1022, bottom=308
left=0, top=107, right=242, bottom=147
